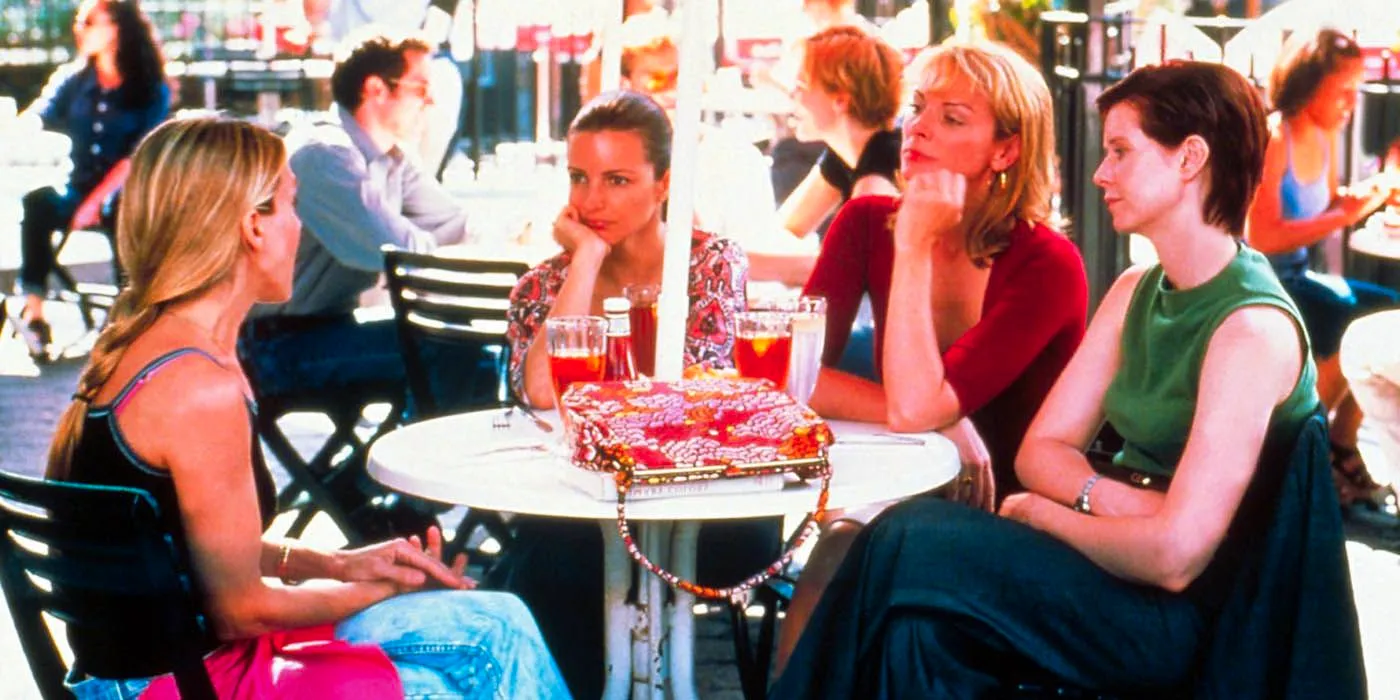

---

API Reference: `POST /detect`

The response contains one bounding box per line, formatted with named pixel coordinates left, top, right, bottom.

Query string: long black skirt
left=770, top=497, right=1204, bottom=699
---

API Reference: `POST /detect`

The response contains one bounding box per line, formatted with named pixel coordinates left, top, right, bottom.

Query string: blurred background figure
left=15, top=0, right=169, bottom=359
left=775, top=25, right=903, bottom=243
left=1245, top=27, right=1400, bottom=510
left=303, top=0, right=468, bottom=178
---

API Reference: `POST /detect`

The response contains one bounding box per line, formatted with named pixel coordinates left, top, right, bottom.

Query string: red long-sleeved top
left=805, top=195, right=1089, bottom=494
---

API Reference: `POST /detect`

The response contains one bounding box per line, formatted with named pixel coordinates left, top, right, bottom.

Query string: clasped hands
left=337, top=526, right=474, bottom=594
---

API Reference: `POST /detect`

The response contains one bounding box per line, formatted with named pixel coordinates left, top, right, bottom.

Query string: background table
left=1351, top=219, right=1400, bottom=261
left=369, top=408, right=959, bottom=700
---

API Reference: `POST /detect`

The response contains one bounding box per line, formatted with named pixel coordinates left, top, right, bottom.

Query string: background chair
left=0, top=470, right=216, bottom=700
left=247, top=379, right=437, bottom=547
left=46, top=224, right=121, bottom=333
left=382, top=247, right=527, bottom=419
left=382, top=247, right=529, bottom=567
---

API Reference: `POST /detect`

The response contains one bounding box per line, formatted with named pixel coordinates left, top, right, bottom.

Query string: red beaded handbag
left=561, top=377, right=834, bottom=601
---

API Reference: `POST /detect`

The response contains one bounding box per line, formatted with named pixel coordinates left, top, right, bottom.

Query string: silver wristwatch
left=1073, top=474, right=1102, bottom=514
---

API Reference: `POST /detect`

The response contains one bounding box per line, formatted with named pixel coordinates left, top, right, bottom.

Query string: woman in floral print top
left=507, top=90, right=748, bottom=406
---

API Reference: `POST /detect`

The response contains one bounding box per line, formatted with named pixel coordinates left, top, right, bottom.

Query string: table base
left=602, top=520, right=703, bottom=700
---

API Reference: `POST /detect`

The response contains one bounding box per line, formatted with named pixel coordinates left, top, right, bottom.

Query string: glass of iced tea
left=545, top=316, right=607, bottom=407
left=623, top=283, right=660, bottom=377
left=734, top=310, right=793, bottom=389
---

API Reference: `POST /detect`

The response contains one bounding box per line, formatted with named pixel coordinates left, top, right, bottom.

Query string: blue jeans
left=1278, top=271, right=1398, bottom=358
left=69, top=591, right=571, bottom=700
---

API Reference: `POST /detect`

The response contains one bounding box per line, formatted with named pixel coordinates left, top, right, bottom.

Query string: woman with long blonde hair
left=776, top=40, right=1089, bottom=671
left=49, top=117, right=568, bottom=699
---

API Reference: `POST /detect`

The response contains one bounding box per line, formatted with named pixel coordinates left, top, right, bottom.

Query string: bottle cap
left=603, top=297, right=630, bottom=315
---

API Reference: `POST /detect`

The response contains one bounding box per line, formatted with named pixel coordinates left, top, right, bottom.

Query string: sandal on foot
left=1331, top=442, right=1392, bottom=511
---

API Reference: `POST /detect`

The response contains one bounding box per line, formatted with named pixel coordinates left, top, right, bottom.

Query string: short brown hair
left=800, top=26, right=903, bottom=130
left=1097, top=61, right=1269, bottom=236
left=1268, top=28, right=1362, bottom=118
left=330, top=31, right=434, bottom=112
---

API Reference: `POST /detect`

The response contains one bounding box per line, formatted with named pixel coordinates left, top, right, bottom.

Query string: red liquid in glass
left=604, top=334, right=637, bottom=381
left=549, top=350, right=605, bottom=400
left=629, top=303, right=658, bottom=377
left=735, top=334, right=792, bottom=388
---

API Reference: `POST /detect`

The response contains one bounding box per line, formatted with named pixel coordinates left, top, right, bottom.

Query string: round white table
left=1350, top=220, right=1400, bottom=261
left=368, top=409, right=959, bottom=700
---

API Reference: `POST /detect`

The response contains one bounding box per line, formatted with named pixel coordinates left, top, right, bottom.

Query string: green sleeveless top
left=1103, top=244, right=1320, bottom=479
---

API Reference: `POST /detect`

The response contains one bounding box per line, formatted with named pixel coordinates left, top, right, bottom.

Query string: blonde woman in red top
left=778, top=40, right=1089, bottom=671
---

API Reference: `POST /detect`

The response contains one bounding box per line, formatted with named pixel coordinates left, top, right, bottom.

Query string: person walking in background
left=1245, top=27, right=1400, bottom=509
left=49, top=116, right=569, bottom=699
left=15, top=0, right=169, bottom=360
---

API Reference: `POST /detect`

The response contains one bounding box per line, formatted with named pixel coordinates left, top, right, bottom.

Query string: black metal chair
left=382, top=247, right=528, bottom=419
left=0, top=470, right=216, bottom=700
left=249, top=381, right=438, bottom=547
left=236, top=309, right=441, bottom=547
left=48, top=225, right=121, bottom=332
left=382, top=247, right=529, bottom=566
left=731, top=573, right=791, bottom=700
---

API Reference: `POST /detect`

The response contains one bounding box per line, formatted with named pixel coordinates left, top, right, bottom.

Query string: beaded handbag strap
left=613, top=467, right=831, bottom=604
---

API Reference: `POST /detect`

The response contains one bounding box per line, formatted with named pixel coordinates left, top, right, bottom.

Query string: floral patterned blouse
left=507, top=229, right=749, bottom=399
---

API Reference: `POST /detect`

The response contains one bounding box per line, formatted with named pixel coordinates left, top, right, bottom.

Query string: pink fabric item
left=139, top=625, right=403, bottom=699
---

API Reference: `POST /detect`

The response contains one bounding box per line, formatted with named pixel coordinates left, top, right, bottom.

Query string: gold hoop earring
left=995, top=170, right=1007, bottom=190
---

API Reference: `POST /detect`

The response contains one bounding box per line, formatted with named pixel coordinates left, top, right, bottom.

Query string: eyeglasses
left=640, top=68, right=678, bottom=94
left=387, top=77, right=432, bottom=100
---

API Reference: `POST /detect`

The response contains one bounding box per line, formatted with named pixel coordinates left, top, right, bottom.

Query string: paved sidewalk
left=1, top=314, right=1398, bottom=698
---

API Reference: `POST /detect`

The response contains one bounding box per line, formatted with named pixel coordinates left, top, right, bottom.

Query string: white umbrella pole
left=599, top=0, right=624, bottom=92
left=654, top=0, right=712, bottom=381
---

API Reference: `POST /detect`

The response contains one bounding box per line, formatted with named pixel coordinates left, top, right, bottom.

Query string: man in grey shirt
left=240, top=31, right=478, bottom=408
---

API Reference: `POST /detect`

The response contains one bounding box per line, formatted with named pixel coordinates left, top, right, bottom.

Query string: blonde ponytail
left=45, top=289, right=160, bottom=480
left=44, top=116, right=286, bottom=481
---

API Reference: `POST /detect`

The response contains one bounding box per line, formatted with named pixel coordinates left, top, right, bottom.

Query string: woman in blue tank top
left=1245, top=28, right=1399, bottom=509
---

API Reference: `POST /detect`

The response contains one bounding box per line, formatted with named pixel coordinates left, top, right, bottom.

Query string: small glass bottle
left=602, top=296, right=638, bottom=381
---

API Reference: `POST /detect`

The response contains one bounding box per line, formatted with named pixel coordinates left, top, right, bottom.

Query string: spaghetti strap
left=109, top=347, right=223, bottom=416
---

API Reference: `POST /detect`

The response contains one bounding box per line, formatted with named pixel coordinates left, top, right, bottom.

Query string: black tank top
left=66, top=347, right=276, bottom=679
left=818, top=128, right=902, bottom=201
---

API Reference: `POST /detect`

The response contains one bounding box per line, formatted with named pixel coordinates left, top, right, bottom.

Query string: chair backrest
left=1192, top=411, right=1366, bottom=699
left=1013, top=412, right=1364, bottom=700
left=0, top=470, right=216, bottom=700
left=382, top=246, right=530, bottom=418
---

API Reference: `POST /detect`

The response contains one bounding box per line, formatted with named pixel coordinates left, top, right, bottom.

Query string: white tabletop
left=1351, top=217, right=1400, bottom=261
left=368, top=409, right=960, bottom=521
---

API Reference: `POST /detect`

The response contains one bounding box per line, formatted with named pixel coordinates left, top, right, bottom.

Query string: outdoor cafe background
left=2, top=0, right=1399, bottom=311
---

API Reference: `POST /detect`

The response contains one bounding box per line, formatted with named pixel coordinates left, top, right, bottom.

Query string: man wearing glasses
left=240, top=31, right=478, bottom=416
